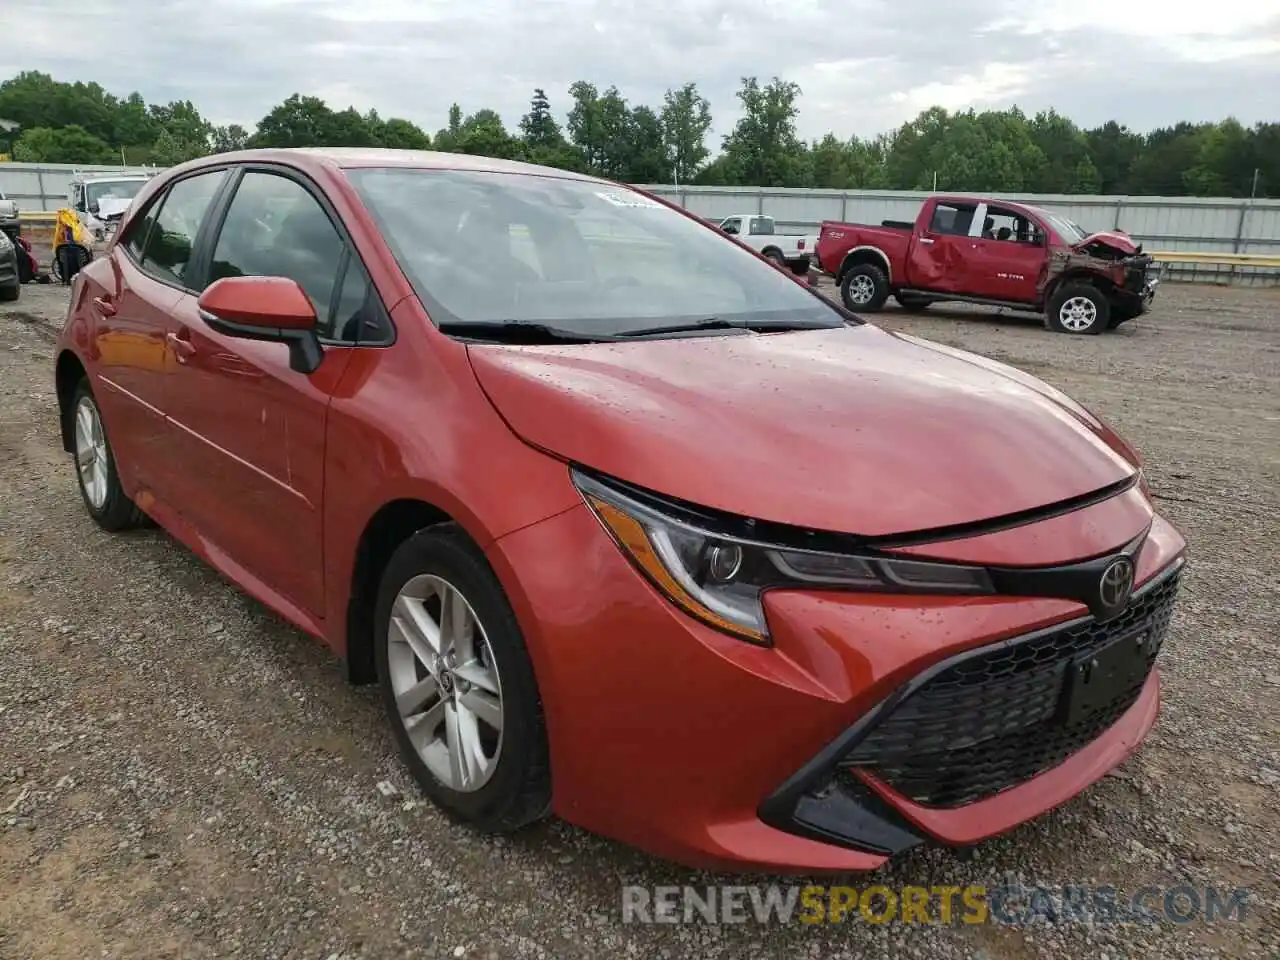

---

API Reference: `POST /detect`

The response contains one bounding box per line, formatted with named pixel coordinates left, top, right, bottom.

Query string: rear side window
left=140, top=171, right=227, bottom=287
left=121, top=198, right=161, bottom=261
left=208, top=172, right=348, bottom=337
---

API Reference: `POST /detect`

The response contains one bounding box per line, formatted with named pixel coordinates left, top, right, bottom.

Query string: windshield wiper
left=615, top=318, right=838, bottom=338
left=437, top=321, right=618, bottom=344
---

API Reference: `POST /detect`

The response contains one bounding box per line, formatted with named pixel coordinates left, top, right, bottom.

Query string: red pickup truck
left=812, top=196, right=1159, bottom=334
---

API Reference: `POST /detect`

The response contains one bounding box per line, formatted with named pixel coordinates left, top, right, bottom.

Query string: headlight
left=572, top=469, right=993, bottom=645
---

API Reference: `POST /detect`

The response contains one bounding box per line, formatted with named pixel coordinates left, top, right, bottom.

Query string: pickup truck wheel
left=763, top=248, right=786, bottom=267
left=841, top=263, right=890, bottom=312
left=1047, top=283, right=1109, bottom=335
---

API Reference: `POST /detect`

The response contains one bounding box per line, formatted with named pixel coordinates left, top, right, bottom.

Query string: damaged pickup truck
left=812, top=196, right=1159, bottom=334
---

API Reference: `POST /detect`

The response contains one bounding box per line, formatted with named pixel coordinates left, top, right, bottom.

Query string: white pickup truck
left=712, top=214, right=817, bottom=275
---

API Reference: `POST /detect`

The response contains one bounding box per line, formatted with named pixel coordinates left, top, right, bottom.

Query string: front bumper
left=486, top=498, right=1186, bottom=873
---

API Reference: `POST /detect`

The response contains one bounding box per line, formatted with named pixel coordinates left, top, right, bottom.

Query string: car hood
left=1074, top=230, right=1141, bottom=256
left=466, top=324, right=1138, bottom=538
left=93, top=197, right=133, bottom=221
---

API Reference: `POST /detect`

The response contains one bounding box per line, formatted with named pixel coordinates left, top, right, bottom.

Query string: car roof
left=176, top=147, right=613, bottom=184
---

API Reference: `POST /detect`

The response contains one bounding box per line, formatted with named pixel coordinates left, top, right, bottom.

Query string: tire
left=763, top=248, right=786, bottom=267
left=374, top=523, right=551, bottom=833
left=895, top=293, right=932, bottom=313
left=1047, top=282, right=1110, bottom=335
left=0, top=281, right=18, bottom=302
left=840, top=262, right=890, bottom=312
left=69, top=380, right=147, bottom=531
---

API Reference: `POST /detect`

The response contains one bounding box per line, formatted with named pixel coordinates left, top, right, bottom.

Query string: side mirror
left=197, top=276, right=323, bottom=375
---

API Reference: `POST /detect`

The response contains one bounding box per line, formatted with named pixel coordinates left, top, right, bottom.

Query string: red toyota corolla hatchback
left=54, top=149, right=1186, bottom=872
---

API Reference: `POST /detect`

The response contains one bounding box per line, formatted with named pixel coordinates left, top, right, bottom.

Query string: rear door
left=160, top=166, right=374, bottom=618
left=91, top=169, right=230, bottom=499
left=904, top=200, right=978, bottom=293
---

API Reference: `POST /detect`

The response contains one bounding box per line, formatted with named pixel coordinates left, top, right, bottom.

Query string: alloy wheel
left=848, top=274, right=876, bottom=305
left=386, top=574, right=504, bottom=792
left=1059, top=295, right=1098, bottom=332
left=74, top=396, right=109, bottom=510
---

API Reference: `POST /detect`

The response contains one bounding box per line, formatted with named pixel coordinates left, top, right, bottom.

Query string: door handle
left=919, top=237, right=935, bottom=245
left=165, top=331, right=197, bottom=363
left=92, top=295, right=117, bottom=317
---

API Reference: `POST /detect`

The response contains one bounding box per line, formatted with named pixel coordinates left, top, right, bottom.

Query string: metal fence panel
left=5, top=161, right=1278, bottom=267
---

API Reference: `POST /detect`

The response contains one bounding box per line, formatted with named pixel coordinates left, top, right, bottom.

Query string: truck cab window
left=929, top=203, right=976, bottom=236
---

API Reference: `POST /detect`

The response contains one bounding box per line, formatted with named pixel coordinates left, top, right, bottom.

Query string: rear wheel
left=840, top=263, right=890, bottom=312
left=375, top=524, right=551, bottom=833
left=1047, top=283, right=1109, bottom=335
left=69, top=380, right=147, bottom=531
left=763, top=248, right=786, bottom=268
left=0, top=281, right=18, bottom=302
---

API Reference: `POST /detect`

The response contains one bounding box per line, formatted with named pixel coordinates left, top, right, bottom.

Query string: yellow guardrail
left=1149, top=251, right=1280, bottom=268
left=18, top=211, right=57, bottom=222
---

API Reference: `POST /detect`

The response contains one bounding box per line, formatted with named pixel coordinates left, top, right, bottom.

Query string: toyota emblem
left=1099, top=556, right=1136, bottom=612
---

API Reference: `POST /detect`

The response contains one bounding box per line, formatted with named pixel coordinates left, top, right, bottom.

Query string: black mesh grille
left=841, top=568, right=1181, bottom=807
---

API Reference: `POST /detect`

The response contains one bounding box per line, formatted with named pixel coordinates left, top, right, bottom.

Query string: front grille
left=841, top=568, right=1181, bottom=807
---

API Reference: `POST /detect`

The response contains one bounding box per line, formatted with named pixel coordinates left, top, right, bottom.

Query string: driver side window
left=209, top=172, right=345, bottom=338
left=721, top=218, right=741, bottom=235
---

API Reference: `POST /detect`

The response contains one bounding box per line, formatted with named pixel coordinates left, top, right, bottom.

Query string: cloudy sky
left=2, top=0, right=1277, bottom=143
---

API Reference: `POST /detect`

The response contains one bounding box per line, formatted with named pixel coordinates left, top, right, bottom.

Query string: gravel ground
left=1, top=281, right=1277, bottom=959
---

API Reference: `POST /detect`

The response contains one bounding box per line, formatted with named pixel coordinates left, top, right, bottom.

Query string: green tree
left=1084, top=121, right=1144, bottom=194
left=453, top=109, right=518, bottom=158
left=148, top=128, right=206, bottom=166
left=625, top=105, right=667, bottom=182
left=1028, top=109, right=1093, bottom=193
left=377, top=117, right=431, bottom=150
left=210, top=124, right=250, bottom=153
left=12, top=124, right=115, bottom=163
left=719, top=76, right=809, bottom=187
left=660, top=82, right=712, bottom=183
left=519, top=88, right=561, bottom=149
left=251, top=94, right=334, bottom=147
left=434, top=104, right=465, bottom=151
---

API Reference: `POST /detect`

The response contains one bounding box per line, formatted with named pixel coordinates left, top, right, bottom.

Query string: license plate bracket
left=1060, top=628, right=1151, bottom=726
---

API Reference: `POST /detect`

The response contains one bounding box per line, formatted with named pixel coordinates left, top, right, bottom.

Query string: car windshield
left=86, top=180, right=146, bottom=208
left=346, top=168, right=843, bottom=337
left=1033, top=208, right=1088, bottom=243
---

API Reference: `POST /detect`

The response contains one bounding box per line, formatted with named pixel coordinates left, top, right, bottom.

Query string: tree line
left=0, top=70, right=1275, bottom=198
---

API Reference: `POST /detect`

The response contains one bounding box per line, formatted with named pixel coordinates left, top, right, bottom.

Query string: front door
left=161, top=168, right=368, bottom=619
left=965, top=204, right=1048, bottom=303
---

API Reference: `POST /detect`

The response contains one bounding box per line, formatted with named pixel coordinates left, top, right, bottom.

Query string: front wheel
left=840, top=263, right=890, bottom=312
left=1047, top=283, right=1109, bottom=335
left=374, top=524, right=551, bottom=833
